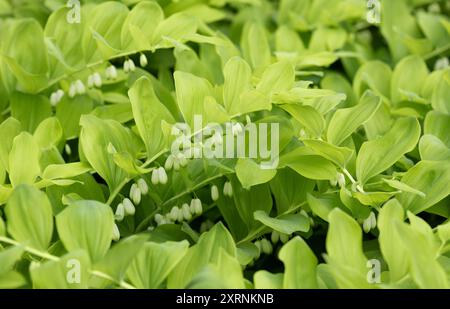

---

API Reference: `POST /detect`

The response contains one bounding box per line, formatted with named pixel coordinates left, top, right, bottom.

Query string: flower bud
left=124, top=60, right=130, bottom=73
left=87, top=74, right=94, bottom=88
left=129, top=59, right=136, bottom=72
left=137, top=178, right=148, bottom=195
left=75, top=80, right=85, bottom=94
left=271, top=231, right=279, bottom=244
left=182, top=203, right=192, bottom=221
left=173, top=160, right=180, bottom=171
left=154, top=213, right=164, bottom=225
left=193, top=199, right=202, bottom=215
left=261, top=239, right=273, bottom=255
left=50, top=92, right=59, bottom=106
left=223, top=181, right=233, bottom=197
left=168, top=206, right=179, bottom=222
left=177, top=209, right=185, bottom=222
left=112, top=223, right=120, bottom=241
left=115, top=203, right=125, bottom=221
left=130, top=183, right=141, bottom=205
left=69, top=83, right=77, bottom=98
left=123, top=198, right=135, bottom=216
left=151, top=169, right=159, bottom=185
left=140, top=54, right=148, bottom=67
left=93, top=72, right=102, bottom=88
left=65, top=144, right=72, bottom=156
left=280, top=233, right=289, bottom=244
left=158, top=167, right=168, bottom=184
left=211, top=185, right=219, bottom=201
left=254, top=240, right=262, bottom=253
left=165, top=155, right=174, bottom=170
left=337, top=172, right=346, bottom=187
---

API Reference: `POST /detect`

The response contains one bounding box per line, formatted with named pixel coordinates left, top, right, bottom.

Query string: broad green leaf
left=152, top=13, right=198, bottom=49
left=129, top=76, right=175, bottom=158
left=10, top=92, right=52, bottom=133
left=42, top=163, right=91, bottom=181
left=33, top=117, right=63, bottom=150
left=93, top=235, right=148, bottom=286
left=0, top=246, right=24, bottom=276
left=9, top=132, right=41, bottom=186
left=382, top=178, right=425, bottom=197
left=302, top=139, right=353, bottom=168
left=280, top=104, right=325, bottom=138
left=30, top=250, right=90, bottom=289
left=253, top=271, right=283, bottom=289
left=188, top=249, right=245, bottom=289
left=0, top=117, right=22, bottom=172
left=56, top=200, right=114, bottom=262
left=79, top=115, right=142, bottom=193
left=257, top=61, right=295, bottom=95
left=235, top=158, right=277, bottom=189
left=174, top=71, right=212, bottom=127
left=378, top=199, right=408, bottom=282
left=126, top=240, right=188, bottom=289
left=327, top=91, right=381, bottom=146
left=353, top=61, right=391, bottom=100
left=56, top=95, right=93, bottom=139
left=279, top=237, right=318, bottom=288
left=5, top=184, right=53, bottom=250
left=254, top=210, right=310, bottom=234
left=223, top=56, right=252, bottom=114
left=431, top=70, right=450, bottom=115
left=167, top=222, right=236, bottom=288
left=356, top=117, right=420, bottom=185
left=391, top=55, right=429, bottom=104
left=419, top=135, right=450, bottom=161
left=326, top=208, right=370, bottom=288
left=241, top=22, right=271, bottom=70
left=397, top=161, right=450, bottom=214
left=424, top=111, right=450, bottom=148
left=307, top=194, right=338, bottom=222
left=233, top=183, right=272, bottom=230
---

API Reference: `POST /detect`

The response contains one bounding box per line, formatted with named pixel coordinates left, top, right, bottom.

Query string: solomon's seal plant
left=0, top=0, right=449, bottom=289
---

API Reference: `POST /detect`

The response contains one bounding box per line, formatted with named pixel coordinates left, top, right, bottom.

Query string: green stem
left=424, top=43, right=450, bottom=61
left=106, top=178, right=130, bottom=205
left=0, top=236, right=136, bottom=289
left=342, top=168, right=365, bottom=193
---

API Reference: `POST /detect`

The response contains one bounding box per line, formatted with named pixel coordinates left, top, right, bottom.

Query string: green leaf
left=42, top=163, right=91, bottom=181
left=5, top=184, right=53, bottom=250
left=280, top=104, right=325, bottom=138
left=356, top=117, right=421, bottom=185
left=56, top=200, right=114, bottom=262
left=167, top=222, right=236, bottom=288
left=0, top=246, right=24, bottom=276
left=241, top=22, right=271, bottom=70
left=0, top=117, right=22, bottom=172
left=419, top=134, right=450, bottom=161
left=327, top=91, right=381, bottom=146
left=282, top=147, right=338, bottom=180
left=235, top=158, right=277, bottom=189
left=279, top=237, right=318, bottom=288
left=431, top=70, right=450, bottom=115
left=79, top=115, right=142, bottom=193
left=326, top=208, right=370, bottom=288
left=152, top=13, right=198, bottom=49
left=253, top=271, right=283, bottom=289
left=254, top=210, right=310, bottom=234
left=233, top=183, right=272, bottom=230
left=223, top=56, right=252, bottom=114
left=424, top=111, right=450, bottom=148
left=127, top=240, right=189, bottom=289
left=302, top=139, right=353, bottom=168
left=10, top=92, right=52, bottom=133
left=378, top=199, right=408, bottom=282
left=397, top=161, right=450, bottom=214
left=9, top=132, right=41, bottom=187
left=128, top=76, right=175, bottom=158
left=56, top=95, right=93, bottom=139
left=188, top=249, right=245, bottom=289
left=257, top=61, right=295, bottom=95
left=33, top=117, right=63, bottom=150
left=391, top=55, right=429, bottom=104
left=30, top=250, right=90, bottom=289
left=93, top=235, right=148, bottom=285
left=382, top=178, right=425, bottom=197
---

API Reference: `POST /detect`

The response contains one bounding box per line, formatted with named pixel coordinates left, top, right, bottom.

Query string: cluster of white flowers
left=87, top=72, right=102, bottom=88
left=330, top=172, right=346, bottom=188
left=50, top=89, right=65, bottom=106
left=115, top=178, right=149, bottom=223
left=151, top=167, right=168, bottom=185
left=123, top=59, right=136, bottom=73
left=363, top=211, right=377, bottom=233
left=154, top=198, right=203, bottom=226
left=68, top=79, right=86, bottom=98
left=164, top=153, right=188, bottom=171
